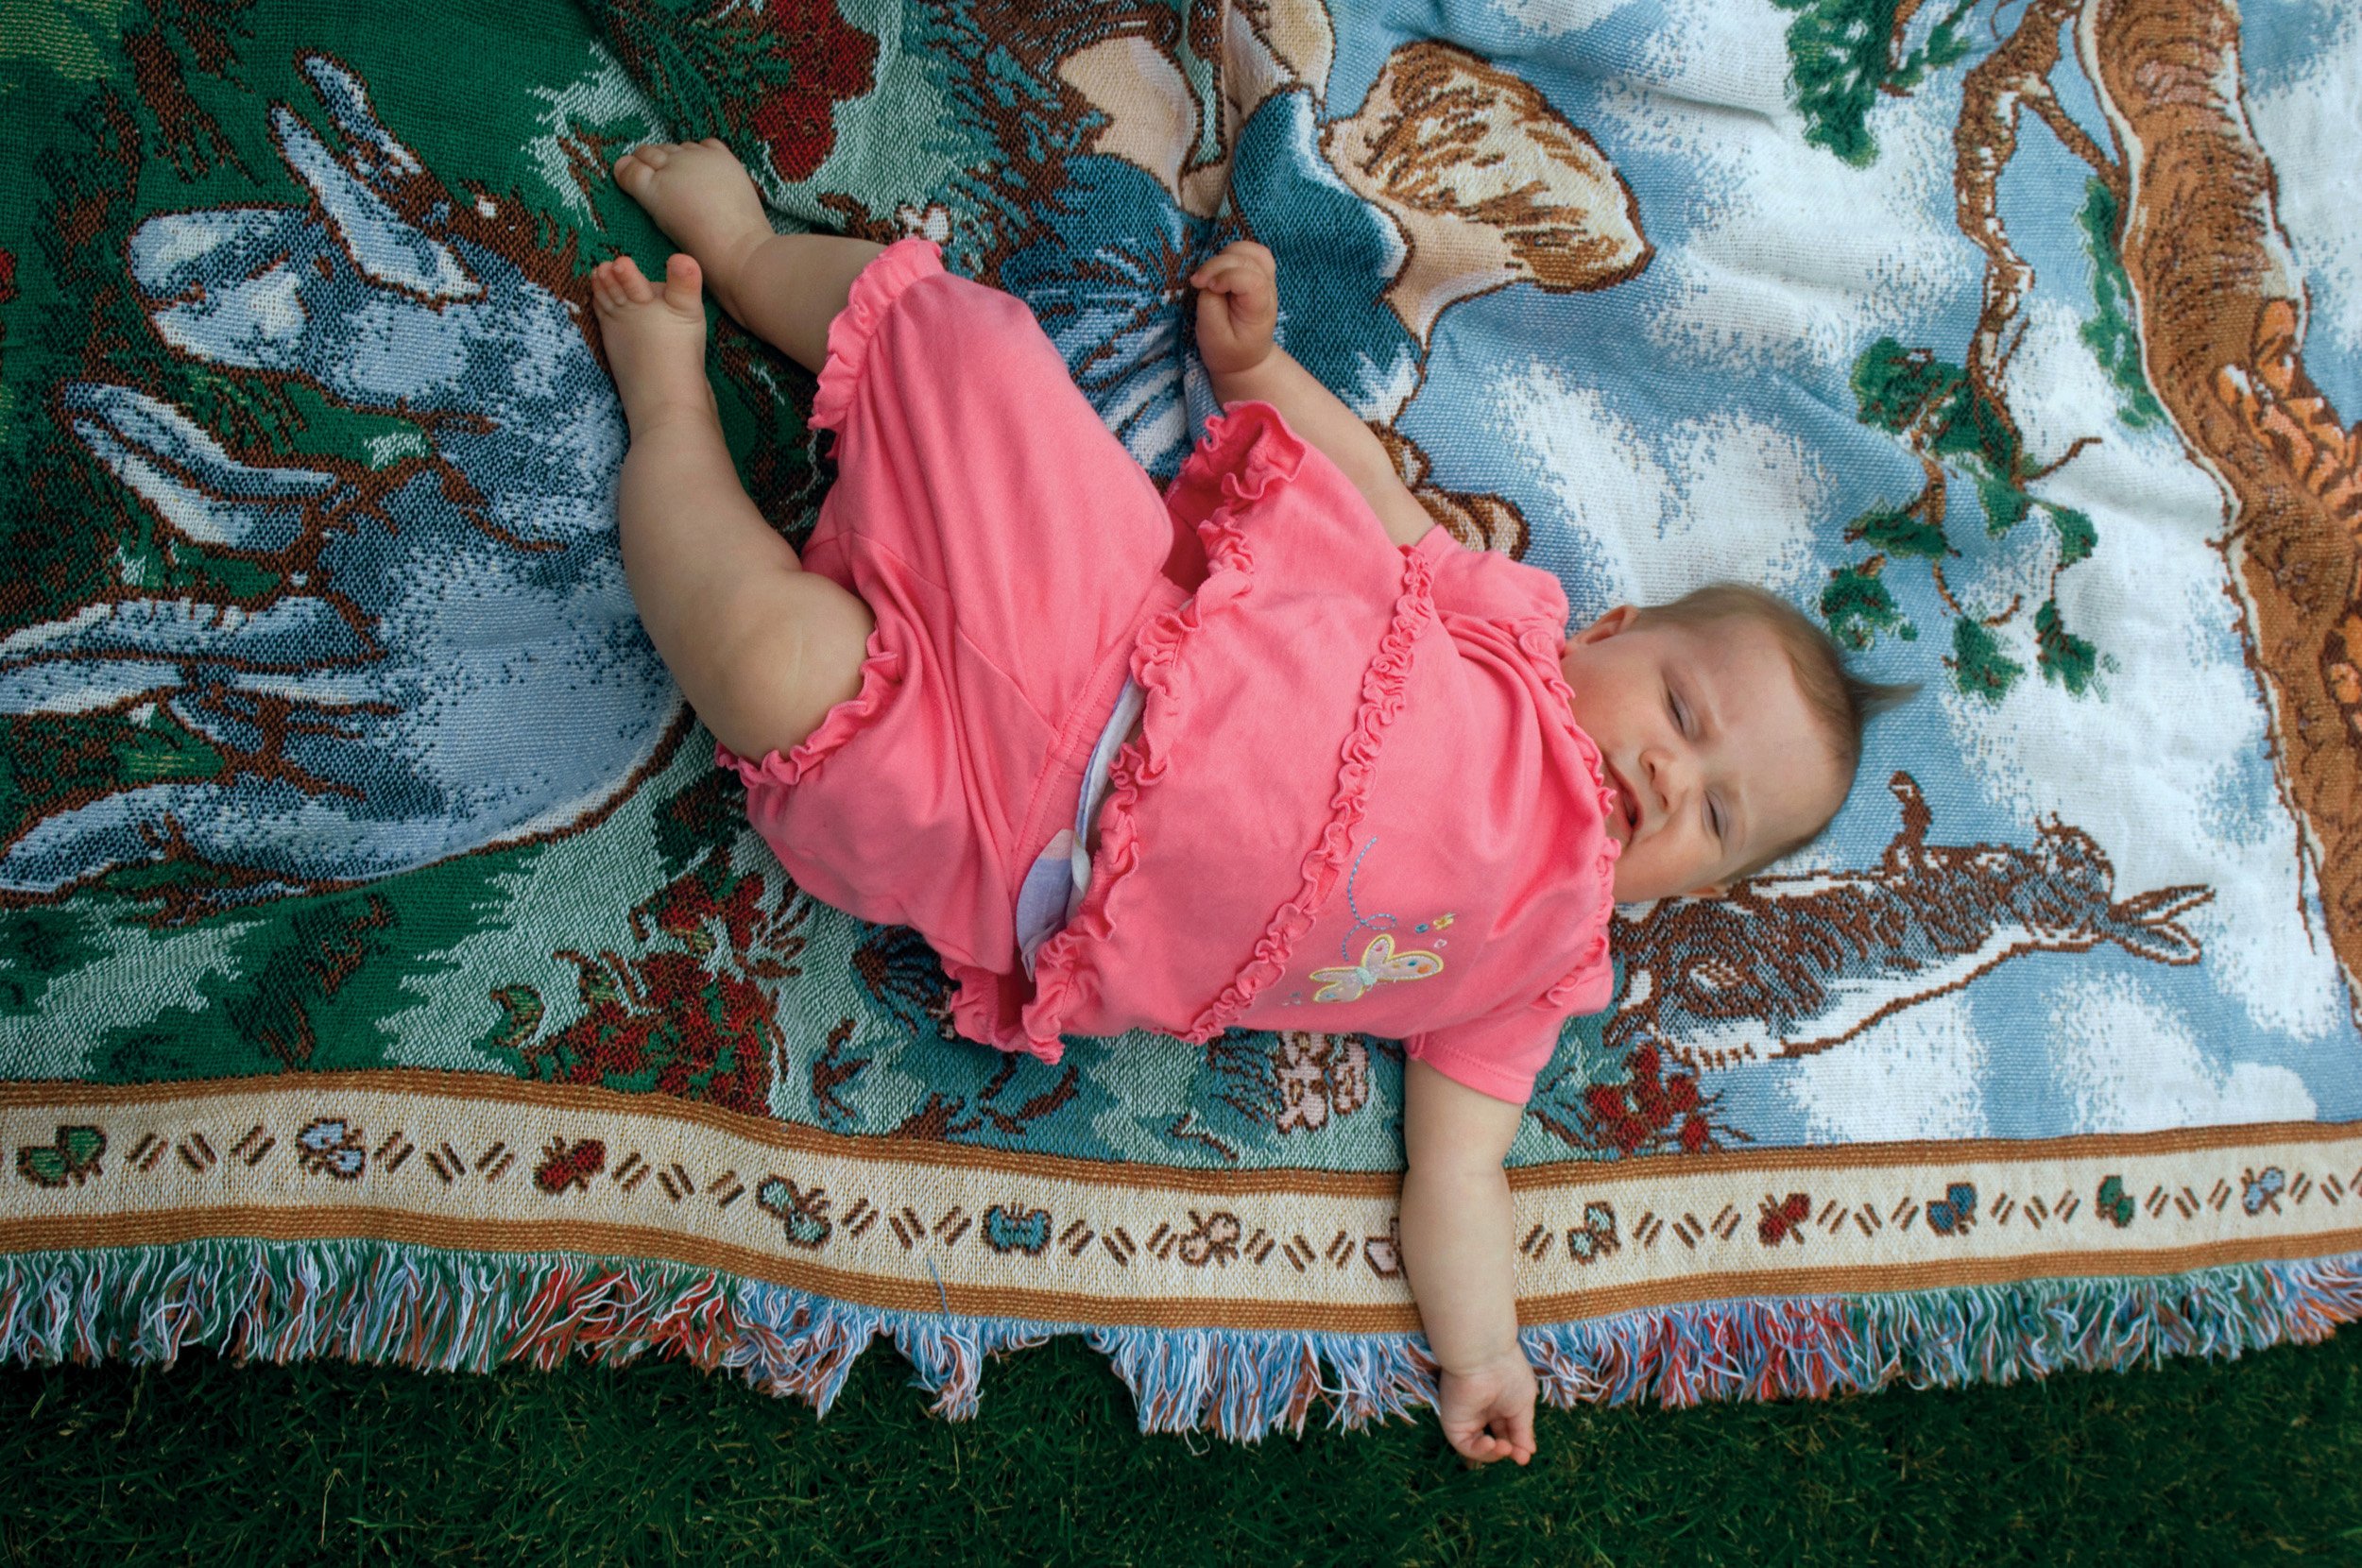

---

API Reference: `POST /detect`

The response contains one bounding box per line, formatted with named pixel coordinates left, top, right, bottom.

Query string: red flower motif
left=497, top=844, right=807, bottom=1117
left=750, top=0, right=876, bottom=181
left=1574, top=1045, right=1738, bottom=1157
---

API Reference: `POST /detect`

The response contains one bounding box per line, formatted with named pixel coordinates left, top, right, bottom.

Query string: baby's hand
left=1436, top=1355, right=1539, bottom=1467
left=1188, top=240, right=1278, bottom=379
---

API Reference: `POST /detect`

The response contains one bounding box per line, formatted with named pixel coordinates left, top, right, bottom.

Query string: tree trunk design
left=2087, top=0, right=2362, bottom=1009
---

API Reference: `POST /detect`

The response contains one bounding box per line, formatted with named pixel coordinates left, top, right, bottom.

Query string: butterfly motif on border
left=1926, top=1181, right=1977, bottom=1236
left=1756, top=1191, right=1812, bottom=1246
left=296, top=1117, right=366, bottom=1180
left=16, top=1126, right=104, bottom=1188
left=1309, top=932, right=1444, bottom=1004
left=1566, top=1201, right=1619, bottom=1264
left=2096, top=1174, right=2135, bottom=1228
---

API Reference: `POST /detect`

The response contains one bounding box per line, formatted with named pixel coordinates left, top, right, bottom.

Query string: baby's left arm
left=1400, top=1058, right=1537, bottom=1465
left=1189, top=243, right=1436, bottom=550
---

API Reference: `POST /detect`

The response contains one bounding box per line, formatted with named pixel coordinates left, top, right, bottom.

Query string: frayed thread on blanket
left=1, top=1239, right=2357, bottom=1440
left=0, top=1239, right=1036, bottom=1421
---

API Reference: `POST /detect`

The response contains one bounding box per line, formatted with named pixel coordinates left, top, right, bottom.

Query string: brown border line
left=0, top=1208, right=2355, bottom=1334
left=1508, top=1118, right=2362, bottom=1186
left=4, top=1071, right=2356, bottom=1194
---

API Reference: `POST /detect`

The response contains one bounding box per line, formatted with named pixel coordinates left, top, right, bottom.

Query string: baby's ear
left=1574, top=604, right=1639, bottom=645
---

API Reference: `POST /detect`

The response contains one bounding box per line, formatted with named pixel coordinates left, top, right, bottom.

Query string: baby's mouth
left=1606, top=762, right=1639, bottom=839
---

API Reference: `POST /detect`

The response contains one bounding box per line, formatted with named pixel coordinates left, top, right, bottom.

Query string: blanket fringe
left=1, top=1239, right=2355, bottom=1439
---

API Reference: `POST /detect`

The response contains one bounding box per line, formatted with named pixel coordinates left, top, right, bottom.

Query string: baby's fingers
left=1187, top=256, right=1245, bottom=290
left=1193, top=265, right=1275, bottom=326
left=1503, top=1408, right=1537, bottom=1465
left=1441, top=1422, right=1505, bottom=1465
left=1189, top=246, right=1274, bottom=291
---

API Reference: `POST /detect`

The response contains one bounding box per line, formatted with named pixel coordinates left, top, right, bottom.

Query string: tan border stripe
left=0, top=1074, right=1399, bottom=1197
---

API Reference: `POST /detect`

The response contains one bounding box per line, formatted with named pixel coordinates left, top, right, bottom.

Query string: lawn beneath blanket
left=3, top=1329, right=2359, bottom=1563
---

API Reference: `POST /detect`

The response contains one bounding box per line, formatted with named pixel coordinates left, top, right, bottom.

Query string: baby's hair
left=1635, top=583, right=1918, bottom=879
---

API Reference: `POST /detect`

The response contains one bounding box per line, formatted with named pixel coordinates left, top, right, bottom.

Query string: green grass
left=4, top=1328, right=2360, bottom=1564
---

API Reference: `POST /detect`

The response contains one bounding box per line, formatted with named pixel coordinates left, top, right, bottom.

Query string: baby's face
left=1559, top=606, right=1848, bottom=904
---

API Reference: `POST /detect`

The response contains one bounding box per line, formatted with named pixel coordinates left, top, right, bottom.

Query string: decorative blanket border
left=6, top=1072, right=2361, bottom=1333
left=4, top=1067, right=2362, bottom=1436
left=2, top=1069, right=2359, bottom=1435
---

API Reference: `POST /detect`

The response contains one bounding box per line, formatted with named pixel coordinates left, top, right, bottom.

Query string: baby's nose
left=1644, top=746, right=1693, bottom=810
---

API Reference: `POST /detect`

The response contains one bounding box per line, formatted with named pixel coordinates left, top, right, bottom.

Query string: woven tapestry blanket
left=0, top=0, right=2356, bottom=1436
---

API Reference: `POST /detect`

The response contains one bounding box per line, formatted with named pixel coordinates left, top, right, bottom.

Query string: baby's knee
left=697, top=572, right=877, bottom=763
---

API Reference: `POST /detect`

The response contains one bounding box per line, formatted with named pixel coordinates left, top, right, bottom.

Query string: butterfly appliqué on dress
left=1309, top=932, right=1444, bottom=1004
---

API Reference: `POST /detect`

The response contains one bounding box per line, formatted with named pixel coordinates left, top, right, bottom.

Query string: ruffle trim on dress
left=713, top=629, right=903, bottom=790
left=1526, top=624, right=1624, bottom=1013
left=1176, top=537, right=1439, bottom=1046
left=1017, top=403, right=1305, bottom=1054
left=807, top=236, right=945, bottom=438
left=946, top=960, right=1039, bottom=1062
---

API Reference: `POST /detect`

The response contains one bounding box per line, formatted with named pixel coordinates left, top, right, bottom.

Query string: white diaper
left=1013, top=676, right=1144, bottom=978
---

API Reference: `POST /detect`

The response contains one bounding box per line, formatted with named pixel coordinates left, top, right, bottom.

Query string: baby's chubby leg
left=610, top=140, right=882, bottom=373
left=590, top=252, right=873, bottom=763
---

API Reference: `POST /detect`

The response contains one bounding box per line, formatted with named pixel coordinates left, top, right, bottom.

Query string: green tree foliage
left=1950, top=618, right=2022, bottom=702
left=1829, top=339, right=2105, bottom=701
left=1851, top=336, right=1973, bottom=436
left=2035, top=597, right=2098, bottom=693
left=1771, top=0, right=1977, bottom=166
left=2076, top=179, right=2166, bottom=430
left=1854, top=505, right=1949, bottom=559
left=1822, top=558, right=1917, bottom=651
left=0, top=908, right=103, bottom=1015
left=2047, top=505, right=2096, bottom=568
left=1851, top=338, right=2022, bottom=478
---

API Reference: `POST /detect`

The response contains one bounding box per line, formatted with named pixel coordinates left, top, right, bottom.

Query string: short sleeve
left=1404, top=1002, right=1572, bottom=1106
left=1411, top=527, right=1569, bottom=634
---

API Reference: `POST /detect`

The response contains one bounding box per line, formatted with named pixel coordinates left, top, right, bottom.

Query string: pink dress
left=718, top=238, right=1621, bottom=1106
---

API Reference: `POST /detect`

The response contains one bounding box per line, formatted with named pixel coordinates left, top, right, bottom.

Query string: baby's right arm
left=1400, top=1058, right=1537, bottom=1465
left=1189, top=243, right=1436, bottom=550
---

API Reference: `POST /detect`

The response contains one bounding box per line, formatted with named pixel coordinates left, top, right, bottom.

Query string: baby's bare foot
left=611, top=140, right=773, bottom=324
left=590, top=253, right=713, bottom=437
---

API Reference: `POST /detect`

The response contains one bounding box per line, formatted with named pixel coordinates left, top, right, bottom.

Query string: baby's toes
left=610, top=254, right=657, bottom=305
left=659, top=253, right=704, bottom=315
left=611, top=145, right=669, bottom=193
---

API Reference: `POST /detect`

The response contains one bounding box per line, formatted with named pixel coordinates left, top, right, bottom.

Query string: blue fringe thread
left=1, top=1238, right=2355, bottom=1440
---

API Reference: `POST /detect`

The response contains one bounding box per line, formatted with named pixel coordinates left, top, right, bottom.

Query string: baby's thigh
left=694, top=569, right=877, bottom=765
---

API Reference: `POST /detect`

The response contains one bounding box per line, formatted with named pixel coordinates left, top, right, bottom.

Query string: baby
left=593, top=141, right=1900, bottom=1466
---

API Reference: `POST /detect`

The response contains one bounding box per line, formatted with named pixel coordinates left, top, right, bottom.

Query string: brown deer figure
left=1608, top=773, right=2215, bottom=1069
